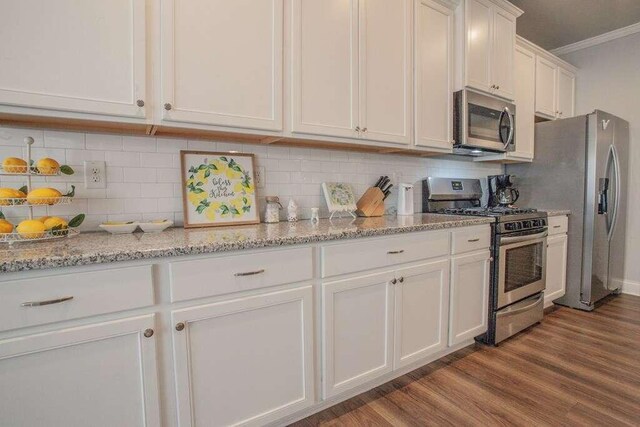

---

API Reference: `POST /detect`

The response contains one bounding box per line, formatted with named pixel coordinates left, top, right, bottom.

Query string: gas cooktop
left=438, top=206, right=539, bottom=217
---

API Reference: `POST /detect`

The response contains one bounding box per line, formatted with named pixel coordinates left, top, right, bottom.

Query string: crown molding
left=550, top=21, right=640, bottom=56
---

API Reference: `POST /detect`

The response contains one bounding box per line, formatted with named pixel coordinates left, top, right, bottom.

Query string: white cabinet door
left=512, top=44, right=536, bottom=160
left=450, top=250, right=490, bottom=346
left=415, top=0, right=454, bottom=151
left=172, top=286, right=314, bottom=427
left=0, top=0, right=146, bottom=119
left=491, top=9, right=516, bottom=100
left=557, top=67, right=575, bottom=119
left=394, top=259, right=450, bottom=369
left=322, top=271, right=395, bottom=398
left=535, top=56, right=558, bottom=119
left=0, top=315, right=160, bottom=427
left=162, top=0, right=283, bottom=130
left=464, top=0, right=493, bottom=93
left=359, top=0, right=412, bottom=144
left=545, top=234, right=568, bottom=307
left=291, top=0, right=359, bottom=138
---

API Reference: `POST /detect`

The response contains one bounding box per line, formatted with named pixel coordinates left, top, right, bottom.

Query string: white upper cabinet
left=461, top=0, right=521, bottom=101
left=557, top=67, right=576, bottom=119
left=291, top=0, right=359, bottom=139
left=0, top=0, right=147, bottom=119
left=535, top=56, right=557, bottom=118
left=161, top=0, right=283, bottom=131
left=359, top=0, right=412, bottom=144
left=292, top=0, right=411, bottom=144
left=535, top=55, right=575, bottom=120
left=512, top=43, right=536, bottom=160
left=415, top=0, right=455, bottom=151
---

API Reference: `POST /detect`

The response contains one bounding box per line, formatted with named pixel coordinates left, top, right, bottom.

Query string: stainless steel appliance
left=488, top=174, right=520, bottom=207
left=507, top=111, right=629, bottom=311
left=453, top=89, right=516, bottom=156
left=423, top=177, right=548, bottom=345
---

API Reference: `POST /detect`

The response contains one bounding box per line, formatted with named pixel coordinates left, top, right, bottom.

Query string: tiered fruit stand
left=0, top=137, right=80, bottom=244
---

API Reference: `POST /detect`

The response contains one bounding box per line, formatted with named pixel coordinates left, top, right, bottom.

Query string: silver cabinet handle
left=136, top=99, right=145, bottom=107
left=496, top=85, right=500, bottom=90
left=21, top=296, right=74, bottom=307
left=234, top=269, right=265, bottom=277
left=164, top=103, right=173, bottom=111
left=553, top=225, right=562, bottom=228
left=467, top=238, right=480, bottom=242
left=398, top=277, right=404, bottom=283
left=355, top=126, right=361, bottom=132
left=390, top=278, right=397, bottom=285
left=387, top=250, right=405, bottom=254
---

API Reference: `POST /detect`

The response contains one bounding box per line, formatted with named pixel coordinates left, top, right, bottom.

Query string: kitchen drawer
left=321, top=231, right=450, bottom=278
left=169, top=247, right=313, bottom=302
left=451, top=225, right=491, bottom=255
left=0, top=266, right=154, bottom=332
left=548, top=215, right=568, bottom=236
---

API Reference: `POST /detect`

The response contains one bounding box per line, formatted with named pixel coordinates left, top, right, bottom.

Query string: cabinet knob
left=136, top=99, right=145, bottom=107
left=355, top=126, right=361, bottom=132
left=362, top=128, right=368, bottom=133
left=175, top=322, right=185, bottom=331
left=496, top=85, right=500, bottom=90
left=143, top=328, right=154, bottom=338
left=398, top=277, right=404, bottom=283
left=390, top=278, right=397, bottom=285
left=164, top=103, right=173, bottom=111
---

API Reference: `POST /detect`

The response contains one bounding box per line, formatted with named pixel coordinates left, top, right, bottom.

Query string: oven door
left=497, top=230, right=547, bottom=309
left=457, top=90, right=516, bottom=153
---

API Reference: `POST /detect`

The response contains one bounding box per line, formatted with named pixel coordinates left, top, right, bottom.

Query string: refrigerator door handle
left=608, top=144, right=621, bottom=242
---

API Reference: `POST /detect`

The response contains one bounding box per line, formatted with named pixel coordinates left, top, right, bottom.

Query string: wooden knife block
left=356, top=187, right=385, bottom=217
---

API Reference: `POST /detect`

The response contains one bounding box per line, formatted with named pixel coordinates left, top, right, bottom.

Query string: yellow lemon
left=225, top=168, right=242, bottom=179
left=2, top=157, right=28, bottom=173
left=43, top=216, right=68, bottom=230
left=16, top=220, right=46, bottom=239
left=36, top=158, right=60, bottom=175
left=212, top=160, right=228, bottom=174
left=26, top=188, right=62, bottom=205
left=205, top=205, right=217, bottom=221
left=187, top=190, right=207, bottom=207
left=36, top=216, right=50, bottom=223
left=0, top=188, right=25, bottom=206
left=0, top=219, right=14, bottom=234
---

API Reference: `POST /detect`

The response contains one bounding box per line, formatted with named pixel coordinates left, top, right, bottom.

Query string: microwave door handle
left=504, top=107, right=514, bottom=148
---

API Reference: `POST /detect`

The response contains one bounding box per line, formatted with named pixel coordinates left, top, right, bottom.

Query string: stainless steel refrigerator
left=508, top=110, right=629, bottom=311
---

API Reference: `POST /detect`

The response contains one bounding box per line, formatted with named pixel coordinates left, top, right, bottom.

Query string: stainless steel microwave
left=453, top=89, right=516, bottom=155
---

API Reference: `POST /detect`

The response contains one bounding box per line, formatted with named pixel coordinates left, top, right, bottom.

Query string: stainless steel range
left=423, top=177, right=548, bottom=345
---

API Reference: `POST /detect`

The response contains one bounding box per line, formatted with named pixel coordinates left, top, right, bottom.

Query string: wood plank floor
left=292, top=294, right=640, bottom=426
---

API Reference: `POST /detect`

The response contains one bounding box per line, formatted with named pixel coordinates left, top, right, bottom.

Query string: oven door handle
left=500, top=230, right=548, bottom=244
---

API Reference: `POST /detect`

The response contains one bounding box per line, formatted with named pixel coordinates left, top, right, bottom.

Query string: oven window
left=468, top=103, right=501, bottom=143
left=504, top=242, right=544, bottom=292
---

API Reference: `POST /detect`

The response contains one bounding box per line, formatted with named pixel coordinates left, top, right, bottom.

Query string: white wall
left=0, top=126, right=502, bottom=231
left=561, top=32, right=640, bottom=294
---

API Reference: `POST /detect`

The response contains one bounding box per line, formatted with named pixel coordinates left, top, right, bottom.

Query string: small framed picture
left=322, top=182, right=357, bottom=218
left=180, top=151, right=259, bottom=228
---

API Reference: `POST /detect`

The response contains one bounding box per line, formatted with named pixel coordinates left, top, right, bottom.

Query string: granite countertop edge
left=1, top=215, right=494, bottom=273
left=542, top=209, right=572, bottom=217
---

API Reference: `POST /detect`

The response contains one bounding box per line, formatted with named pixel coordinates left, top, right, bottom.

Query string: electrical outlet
left=84, top=161, right=106, bottom=189
left=255, top=166, right=265, bottom=189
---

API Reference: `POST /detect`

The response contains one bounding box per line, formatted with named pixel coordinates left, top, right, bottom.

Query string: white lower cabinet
left=394, top=259, right=450, bottom=369
left=545, top=233, right=568, bottom=307
left=0, top=315, right=160, bottom=427
left=171, top=285, right=314, bottom=426
left=449, top=250, right=491, bottom=346
left=322, top=270, right=395, bottom=398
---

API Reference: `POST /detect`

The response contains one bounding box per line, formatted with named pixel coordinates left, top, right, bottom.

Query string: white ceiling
left=510, top=0, right=640, bottom=50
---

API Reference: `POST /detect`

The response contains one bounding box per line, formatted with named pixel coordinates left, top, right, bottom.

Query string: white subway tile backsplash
left=0, top=126, right=503, bottom=230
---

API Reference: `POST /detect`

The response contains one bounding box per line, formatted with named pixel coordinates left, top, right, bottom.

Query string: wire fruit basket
left=0, top=137, right=83, bottom=245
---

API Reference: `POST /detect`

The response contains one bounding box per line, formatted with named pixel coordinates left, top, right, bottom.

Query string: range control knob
left=505, top=223, right=514, bottom=231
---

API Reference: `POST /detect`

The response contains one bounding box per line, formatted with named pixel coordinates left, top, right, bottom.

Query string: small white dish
left=138, top=219, right=173, bottom=233
left=99, top=222, right=138, bottom=234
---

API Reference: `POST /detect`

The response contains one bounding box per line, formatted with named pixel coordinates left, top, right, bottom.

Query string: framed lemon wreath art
left=180, top=151, right=259, bottom=228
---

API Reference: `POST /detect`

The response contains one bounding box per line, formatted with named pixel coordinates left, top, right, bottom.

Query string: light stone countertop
left=0, top=214, right=494, bottom=273
left=541, top=209, right=572, bottom=217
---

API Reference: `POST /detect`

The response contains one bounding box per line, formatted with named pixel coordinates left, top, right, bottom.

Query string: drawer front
left=321, top=231, right=450, bottom=278
left=548, top=215, right=568, bottom=235
left=0, top=266, right=154, bottom=332
left=170, top=247, right=313, bottom=302
left=451, top=225, right=491, bottom=255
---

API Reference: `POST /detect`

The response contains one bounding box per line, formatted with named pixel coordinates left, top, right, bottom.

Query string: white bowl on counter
left=138, top=220, right=173, bottom=233
left=99, top=222, right=138, bottom=234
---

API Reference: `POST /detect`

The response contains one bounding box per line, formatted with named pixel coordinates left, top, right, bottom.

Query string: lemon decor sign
left=180, top=151, right=259, bottom=228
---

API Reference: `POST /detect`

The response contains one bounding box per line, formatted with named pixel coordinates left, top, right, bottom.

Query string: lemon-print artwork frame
left=180, top=151, right=259, bottom=228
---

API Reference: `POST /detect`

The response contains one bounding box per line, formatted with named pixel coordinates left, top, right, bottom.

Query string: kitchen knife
left=374, top=176, right=384, bottom=188
left=379, top=176, right=390, bottom=189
